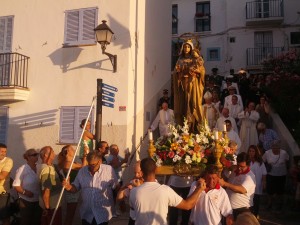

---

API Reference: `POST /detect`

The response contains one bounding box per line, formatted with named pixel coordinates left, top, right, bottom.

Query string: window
left=229, top=37, right=236, bottom=43
left=172, top=4, right=178, bottom=35
left=291, top=32, right=300, bottom=45
left=207, top=48, right=220, bottom=61
left=0, top=16, right=13, bottom=53
left=195, top=2, right=211, bottom=32
left=64, top=7, right=98, bottom=46
left=59, top=106, right=94, bottom=143
left=0, top=107, right=8, bottom=144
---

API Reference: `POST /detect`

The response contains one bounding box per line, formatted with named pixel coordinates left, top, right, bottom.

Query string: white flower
left=185, top=155, right=192, bottom=164
left=173, top=154, right=182, bottom=162
left=156, top=158, right=163, bottom=167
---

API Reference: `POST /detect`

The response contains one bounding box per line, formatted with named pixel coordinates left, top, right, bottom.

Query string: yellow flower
left=171, top=143, right=178, bottom=150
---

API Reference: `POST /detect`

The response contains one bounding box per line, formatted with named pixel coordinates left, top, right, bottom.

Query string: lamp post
left=94, top=20, right=117, bottom=73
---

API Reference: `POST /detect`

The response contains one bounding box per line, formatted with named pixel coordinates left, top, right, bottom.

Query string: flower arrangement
left=152, top=118, right=234, bottom=175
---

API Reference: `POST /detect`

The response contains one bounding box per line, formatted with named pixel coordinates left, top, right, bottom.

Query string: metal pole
left=49, top=96, right=96, bottom=225
left=95, top=79, right=102, bottom=142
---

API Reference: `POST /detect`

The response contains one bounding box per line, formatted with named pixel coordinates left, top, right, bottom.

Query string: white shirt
left=72, top=164, right=118, bottom=224
left=250, top=161, right=267, bottom=195
left=189, top=182, right=232, bottom=225
left=13, top=164, right=39, bottom=202
left=227, top=104, right=243, bottom=119
left=226, top=170, right=256, bottom=209
left=262, top=149, right=289, bottom=176
left=130, top=182, right=183, bottom=225
left=215, top=116, right=238, bottom=133
left=224, top=95, right=243, bottom=110
left=151, top=109, right=175, bottom=136
left=227, top=130, right=241, bottom=153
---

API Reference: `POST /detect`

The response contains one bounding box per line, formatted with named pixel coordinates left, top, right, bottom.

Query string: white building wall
left=0, top=0, right=172, bottom=174
left=172, top=0, right=300, bottom=75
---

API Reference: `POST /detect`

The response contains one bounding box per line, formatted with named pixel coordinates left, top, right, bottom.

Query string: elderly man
left=64, top=151, right=118, bottom=225
left=219, top=152, right=256, bottom=220
left=189, top=165, right=233, bottom=225
left=150, top=101, right=175, bottom=137
left=38, top=146, right=62, bottom=225
left=0, top=143, right=13, bottom=225
left=130, top=158, right=206, bottom=225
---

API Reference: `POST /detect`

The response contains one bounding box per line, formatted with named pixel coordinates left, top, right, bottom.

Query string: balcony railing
left=247, top=47, right=284, bottom=66
left=0, top=52, right=29, bottom=88
left=246, top=0, right=283, bottom=20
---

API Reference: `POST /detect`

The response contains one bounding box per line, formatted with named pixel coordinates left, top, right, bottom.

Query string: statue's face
left=183, top=44, right=191, bottom=55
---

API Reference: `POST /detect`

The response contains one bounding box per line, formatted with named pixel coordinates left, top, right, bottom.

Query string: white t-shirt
left=226, top=170, right=256, bottom=209
left=250, top=161, right=267, bottom=195
left=13, top=164, right=40, bottom=202
left=262, top=149, right=289, bottom=176
left=189, top=181, right=232, bottom=225
left=129, top=182, right=183, bottom=225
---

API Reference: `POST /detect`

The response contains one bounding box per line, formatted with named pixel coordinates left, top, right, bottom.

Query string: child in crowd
left=79, top=119, right=94, bottom=163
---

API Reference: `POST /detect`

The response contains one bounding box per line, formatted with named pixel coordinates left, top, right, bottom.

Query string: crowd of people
left=145, top=70, right=299, bottom=224
left=0, top=69, right=299, bottom=225
left=0, top=119, right=130, bottom=225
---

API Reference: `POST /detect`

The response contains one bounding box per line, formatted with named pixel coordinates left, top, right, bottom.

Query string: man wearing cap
left=151, top=101, right=174, bottom=137
left=0, top=143, right=13, bottom=225
left=203, top=91, right=219, bottom=130
left=158, top=89, right=171, bottom=110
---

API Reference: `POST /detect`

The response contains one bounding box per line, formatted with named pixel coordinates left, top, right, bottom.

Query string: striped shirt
left=72, top=164, right=118, bottom=224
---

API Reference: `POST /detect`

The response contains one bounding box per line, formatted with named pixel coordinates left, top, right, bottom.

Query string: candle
left=148, top=129, right=153, bottom=141
left=223, top=124, right=227, bottom=132
left=214, top=131, right=219, bottom=140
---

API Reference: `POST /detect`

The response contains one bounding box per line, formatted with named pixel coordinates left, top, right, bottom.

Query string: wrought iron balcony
left=0, top=52, right=30, bottom=102
left=246, top=0, right=284, bottom=26
left=246, top=47, right=284, bottom=67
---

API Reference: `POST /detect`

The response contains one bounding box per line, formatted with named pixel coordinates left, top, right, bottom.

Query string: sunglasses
left=29, top=153, right=39, bottom=157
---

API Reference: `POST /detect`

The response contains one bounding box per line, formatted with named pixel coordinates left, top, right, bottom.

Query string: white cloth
left=151, top=109, right=175, bottom=136
left=189, top=182, right=232, bottom=225
left=202, top=103, right=218, bottom=130
left=262, top=149, right=289, bottom=176
left=226, top=170, right=256, bottom=209
left=238, top=110, right=259, bottom=152
left=221, top=82, right=240, bottom=95
left=130, top=182, right=183, bottom=225
left=13, top=164, right=39, bottom=202
left=227, top=104, right=243, bottom=120
left=72, top=164, right=118, bottom=224
left=227, top=130, right=241, bottom=153
left=250, top=161, right=267, bottom=195
left=224, top=94, right=244, bottom=110
left=215, top=116, right=238, bottom=133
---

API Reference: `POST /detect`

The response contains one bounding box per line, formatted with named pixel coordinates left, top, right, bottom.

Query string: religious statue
left=173, top=36, right=205, bottom=132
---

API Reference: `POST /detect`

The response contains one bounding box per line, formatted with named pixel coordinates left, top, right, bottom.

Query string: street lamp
left=94, top=20, right=117, bottom=73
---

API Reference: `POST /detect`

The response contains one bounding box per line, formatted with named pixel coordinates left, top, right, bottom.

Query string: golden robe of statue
left=173, top=39, right=205, bottom=131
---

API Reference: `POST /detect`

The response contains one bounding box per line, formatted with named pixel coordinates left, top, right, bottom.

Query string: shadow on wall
left=10, top=109, right=57, bottom=131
